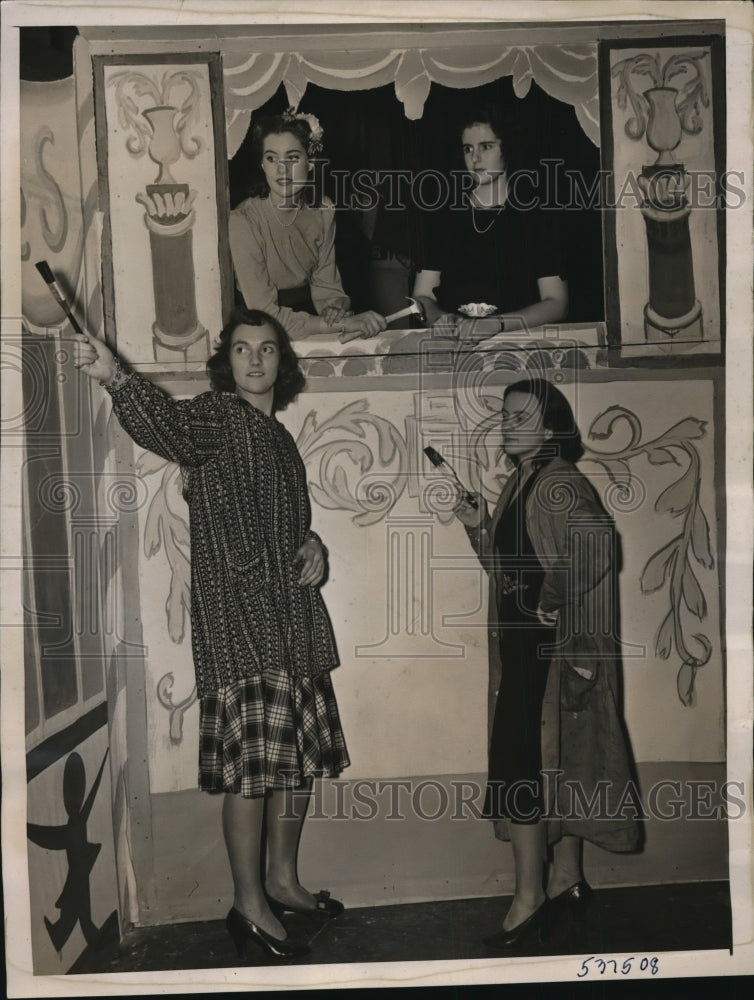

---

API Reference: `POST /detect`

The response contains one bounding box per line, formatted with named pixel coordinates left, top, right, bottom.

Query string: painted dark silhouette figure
left=27, top=749, right=109, bottom=952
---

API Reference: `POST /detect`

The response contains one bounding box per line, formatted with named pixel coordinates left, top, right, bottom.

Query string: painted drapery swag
left=222, top=44, right=601, bottom=155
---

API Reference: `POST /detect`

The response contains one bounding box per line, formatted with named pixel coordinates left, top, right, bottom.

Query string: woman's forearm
left=499, top=297, right=567, bottom=332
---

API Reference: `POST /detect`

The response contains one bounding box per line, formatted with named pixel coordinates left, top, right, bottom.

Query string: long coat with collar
left=465, top=456, right=640, bottom=852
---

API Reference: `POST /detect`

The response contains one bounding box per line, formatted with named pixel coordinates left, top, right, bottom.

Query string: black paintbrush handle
left=423, top=447, right=478, bottom=508
left=35, top=261, right=84, bottom=334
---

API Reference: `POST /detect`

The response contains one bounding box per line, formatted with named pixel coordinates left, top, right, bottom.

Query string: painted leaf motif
left=296, top=410, right=319, bottom=453
left=690, top=504, right=714, bottom=569
left=308, top=483, right=340, bottom=510
left=656, top=417, right=707, bottom=445
left=655, top=609, right=674, bottom=659
left=166, top=572, right=189, bottom=644
left=354, top=508, right=392, bottom=527
left=137, top=450, right=171, bottom=477
left=640, top=539, right=678, bottom=594
left=588, top=405, right=641, bottom=448
left=676, top=661, right=696, bottom=708
left=689, top=632, right=713, bottom=665
left=165, top=539, right=190, bottom=644
left=143, top=496, right=165, bottom=557
left=328, top=464, right=354, bottom=503
left=655, top=466, right=694, bottom=517
left=310, top=463, right=361, bottom=512
left=170, top=514, right=190, bottom=551
left=681, top=564, right=707, bottom=619
left=376, top=421, right=405, bottom=467
left=334, top=440, right=373, bottom=473
left=597, top=458, right=631, bottom=486
left=647, top=447, right=678, bottom=466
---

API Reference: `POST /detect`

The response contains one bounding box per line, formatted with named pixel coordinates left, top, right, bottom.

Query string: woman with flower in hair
left=229, top=109, right=386, bottom=342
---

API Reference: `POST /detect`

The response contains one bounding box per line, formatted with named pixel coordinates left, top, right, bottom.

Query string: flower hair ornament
left=281, top=107, right=324, bottom=156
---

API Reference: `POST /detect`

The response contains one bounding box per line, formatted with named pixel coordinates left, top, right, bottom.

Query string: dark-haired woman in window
left=229, top=109, right=386, bottom=342
left=73, top=307, right=349, bottom=963
left=413, top=106, right=568, bottom=339
left=454, top=379, right=638, bottom=952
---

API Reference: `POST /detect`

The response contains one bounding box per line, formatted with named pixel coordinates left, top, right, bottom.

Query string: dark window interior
left=230, top=78, right=604, bottom=322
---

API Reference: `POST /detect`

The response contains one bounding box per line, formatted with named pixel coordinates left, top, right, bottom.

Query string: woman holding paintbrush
left=71, top=305, right=350, bottom=964
left=454, top=378, right=639, bottom=953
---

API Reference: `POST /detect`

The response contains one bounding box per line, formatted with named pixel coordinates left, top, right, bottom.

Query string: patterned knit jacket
left=106, top=372, right=340, bottom=697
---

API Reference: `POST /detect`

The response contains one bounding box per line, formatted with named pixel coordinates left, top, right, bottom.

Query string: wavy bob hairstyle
left=206, top=307, right=305, bottom=412
left=246, top=114, right=324, bottom=205
left=503, top=377, right=584, bottom=464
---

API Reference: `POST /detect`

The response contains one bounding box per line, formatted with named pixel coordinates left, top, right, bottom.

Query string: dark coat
left=465, top=456, right=640, bottom=852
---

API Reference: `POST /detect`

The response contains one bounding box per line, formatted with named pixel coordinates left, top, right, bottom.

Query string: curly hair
left=246, top=114, right=324, bottom=205
left=206, top=307, right=306, bottom=412
left=503, top=377, right=584, bottom=464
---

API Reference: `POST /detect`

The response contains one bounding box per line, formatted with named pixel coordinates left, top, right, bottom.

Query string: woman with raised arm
left=74, top=307, right=349, bottom=963
left=413, top=105, right=568, bottom=340
left=454, top=378, right=639, bottom=953
left=229, top=109, right=386, bottom=343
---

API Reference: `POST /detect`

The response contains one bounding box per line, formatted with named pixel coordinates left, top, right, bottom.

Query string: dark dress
left=484, top=465, right=556, bottom=823
left=418, top=201, right=564, bottom=315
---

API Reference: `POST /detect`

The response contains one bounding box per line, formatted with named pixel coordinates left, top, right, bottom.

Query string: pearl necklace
left=468, top=179, right=507, bottom=235
left=469, top=198, right=504, bottom=235
left=268, top=198, right=301, bottom=228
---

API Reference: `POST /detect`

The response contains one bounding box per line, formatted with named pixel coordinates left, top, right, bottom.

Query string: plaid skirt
left=198, top=668, right=350, bottom=798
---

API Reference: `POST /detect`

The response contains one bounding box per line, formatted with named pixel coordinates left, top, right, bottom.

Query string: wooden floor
left=75, top=880, right=731, bottom=974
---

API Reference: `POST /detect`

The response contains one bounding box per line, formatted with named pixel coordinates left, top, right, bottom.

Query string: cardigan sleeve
left=105, top=372, right=225, bottom=467
left=528, top=463, right=613, bottom=614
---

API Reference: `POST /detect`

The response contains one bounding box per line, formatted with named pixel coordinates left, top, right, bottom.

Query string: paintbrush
left=423, top=446, right=478, bottom=509
left=34, top=260, right=84, bottom=334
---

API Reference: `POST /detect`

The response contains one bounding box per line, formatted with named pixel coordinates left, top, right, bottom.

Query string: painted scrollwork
left=138, top=451, right=191, bottom=644
left=143, top=395, right=714, bottom=737
left=295, top=399, right=410, bottom=526
left=586, top=406, right=713, bottom=706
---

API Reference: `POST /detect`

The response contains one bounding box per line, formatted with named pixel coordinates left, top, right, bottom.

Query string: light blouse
left=228, top=195, right=350, bottom=339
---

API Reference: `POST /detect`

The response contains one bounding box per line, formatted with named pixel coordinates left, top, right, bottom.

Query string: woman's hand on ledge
left=321, top=302, right=352, bottom=326
left=338, top=310, right=388, bottom=342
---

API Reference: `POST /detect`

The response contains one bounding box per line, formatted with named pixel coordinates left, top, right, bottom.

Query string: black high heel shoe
left=483, top=898, right=550, bottom=952
left=549, top=879, right=593, bottom=919
left=267, top=889, right=345, bottom=920
left=226, top=907, right=310, bottom=961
